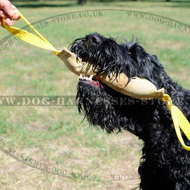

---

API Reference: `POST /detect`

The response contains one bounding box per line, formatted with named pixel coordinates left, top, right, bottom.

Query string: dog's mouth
left=79, top=74, right=103, bottom=88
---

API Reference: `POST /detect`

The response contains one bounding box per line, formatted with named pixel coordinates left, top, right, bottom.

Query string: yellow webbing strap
left=162, top=94, right=190, bottom=151
left=2, top=12, right=190, bottom=151
left=3, top=11, right=60, bottom=55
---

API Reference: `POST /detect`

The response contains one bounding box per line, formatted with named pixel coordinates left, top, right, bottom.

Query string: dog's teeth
left=79, top=75, right=93, bottom=80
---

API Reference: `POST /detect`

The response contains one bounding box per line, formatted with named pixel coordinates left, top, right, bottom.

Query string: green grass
left=0, top=1, right=190, bottom=190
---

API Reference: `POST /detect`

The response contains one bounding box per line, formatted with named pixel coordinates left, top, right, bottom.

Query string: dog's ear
left=153, top=55, right=158, bottom=60
left=126, top=42, right=163, bottom=69
left=124, top=41, right=165, bottom=88
left=126, top=42, right=147, bottom=63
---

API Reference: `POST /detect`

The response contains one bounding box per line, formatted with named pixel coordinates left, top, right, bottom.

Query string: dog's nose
left=86, top=34, right=102, bottom=45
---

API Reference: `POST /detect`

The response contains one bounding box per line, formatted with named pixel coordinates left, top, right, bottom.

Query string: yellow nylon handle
left=3, top=11, right=60, bottom=55
left=162, top=94, right=190, bottom=151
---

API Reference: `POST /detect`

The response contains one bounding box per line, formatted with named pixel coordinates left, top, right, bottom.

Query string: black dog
left=70, top=33, right=190, bottom=190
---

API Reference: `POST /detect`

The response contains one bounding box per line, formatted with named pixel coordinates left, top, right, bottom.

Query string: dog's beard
left=76, top=76, right=142, bottom=134
left=76, top=79, right=121, bottom=133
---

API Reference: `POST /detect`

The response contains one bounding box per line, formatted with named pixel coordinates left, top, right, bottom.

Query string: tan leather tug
left=58, top=48, right=164, bottom=100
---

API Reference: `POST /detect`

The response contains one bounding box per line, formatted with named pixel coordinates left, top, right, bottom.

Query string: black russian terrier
left=70, top=33, right=190, bottom=190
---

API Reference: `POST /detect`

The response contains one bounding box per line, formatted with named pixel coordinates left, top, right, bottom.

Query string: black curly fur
left=70, top=33, right=190, bottom=190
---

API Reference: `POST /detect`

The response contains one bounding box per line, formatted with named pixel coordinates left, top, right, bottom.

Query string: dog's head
left=70, top=33, right=166, bottom=135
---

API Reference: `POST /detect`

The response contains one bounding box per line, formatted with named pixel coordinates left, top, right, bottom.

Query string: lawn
left=0, top=1, right=190, bottom=190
